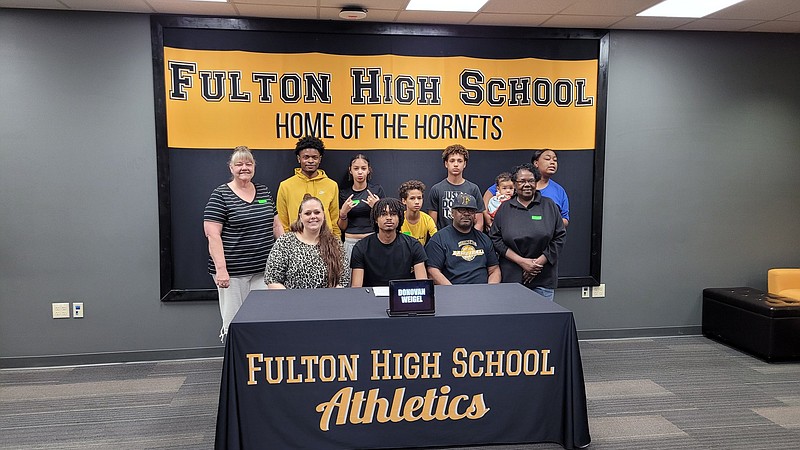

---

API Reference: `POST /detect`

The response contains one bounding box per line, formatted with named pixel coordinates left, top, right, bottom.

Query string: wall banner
left=164, top=48, right=598, bottom=150
left=152, top=18, right=608, bottom=300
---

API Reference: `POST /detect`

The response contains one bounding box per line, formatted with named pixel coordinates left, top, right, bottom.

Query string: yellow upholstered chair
left=768, top=268, right=800, bottom=301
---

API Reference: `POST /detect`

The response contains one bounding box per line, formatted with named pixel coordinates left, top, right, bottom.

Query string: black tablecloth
left=215, top=283, right=590, bottom=449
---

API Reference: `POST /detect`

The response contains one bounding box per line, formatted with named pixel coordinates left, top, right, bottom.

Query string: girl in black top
left=338, top=154, right=385, bottom=261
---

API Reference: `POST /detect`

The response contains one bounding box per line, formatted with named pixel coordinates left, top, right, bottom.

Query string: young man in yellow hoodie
left=277, top=136, right=341, bottom=239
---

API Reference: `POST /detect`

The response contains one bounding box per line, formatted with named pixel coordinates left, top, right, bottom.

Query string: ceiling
left=2, top=0, right=800, bottom=33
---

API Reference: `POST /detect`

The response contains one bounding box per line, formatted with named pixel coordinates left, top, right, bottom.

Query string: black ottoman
left=702, top=287, right=800, bottom=362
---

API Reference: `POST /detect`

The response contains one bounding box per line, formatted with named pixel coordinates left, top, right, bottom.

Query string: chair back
left=768, top=268, right=800, bottom=298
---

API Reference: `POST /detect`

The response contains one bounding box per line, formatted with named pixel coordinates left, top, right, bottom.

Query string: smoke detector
left=339, top=7, right=367, bottom=20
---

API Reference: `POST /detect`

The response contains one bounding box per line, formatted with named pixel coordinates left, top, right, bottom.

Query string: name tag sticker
left=352, top=199, right=361, bottom=205
left=402, top=231, right=412, bottom=236
left=531, top=215, right=542, bottom=220
left=257, top=199, right=267, bottom=204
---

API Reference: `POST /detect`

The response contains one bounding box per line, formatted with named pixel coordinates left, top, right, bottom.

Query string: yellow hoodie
left=277, top=168, right=341, bottom=238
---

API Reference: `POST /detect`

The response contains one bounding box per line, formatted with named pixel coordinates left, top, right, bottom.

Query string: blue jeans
left=532, top=286, right=554, bottom=301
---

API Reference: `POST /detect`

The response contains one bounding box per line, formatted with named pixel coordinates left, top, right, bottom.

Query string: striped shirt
left=203, top=183, right=275, bottom=277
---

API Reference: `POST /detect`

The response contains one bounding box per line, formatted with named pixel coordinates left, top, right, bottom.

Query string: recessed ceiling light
left=637, top=0, right=745, bottom=18
left=406, top=0, right=489, bottom=13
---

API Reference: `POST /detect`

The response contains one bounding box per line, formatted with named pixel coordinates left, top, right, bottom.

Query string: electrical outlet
left=52, top=302, right=70, bottom=319
left=73, top=302, right=84, bottom=318
left=592, top=284, right=606, bottom=298
left=581, top=287, right=590, bottom=298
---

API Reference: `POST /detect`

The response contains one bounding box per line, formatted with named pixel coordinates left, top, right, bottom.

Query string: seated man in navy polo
left=425, top=193, right=501, bottom=285
left=350, top=197, right=428, bottom=287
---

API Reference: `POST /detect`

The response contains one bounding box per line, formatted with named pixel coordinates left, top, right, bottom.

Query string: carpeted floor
left=2, top=336, right=800, bottom=449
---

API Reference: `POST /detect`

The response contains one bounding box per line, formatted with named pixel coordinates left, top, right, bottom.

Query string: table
left=215, top=283, right=590, bottom=449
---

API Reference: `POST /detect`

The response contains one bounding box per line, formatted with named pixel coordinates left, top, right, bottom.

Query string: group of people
left=204, top=138, right=568, bottom=341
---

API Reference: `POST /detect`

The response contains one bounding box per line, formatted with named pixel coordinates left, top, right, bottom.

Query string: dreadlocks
left=370, top=197, right=406, bottom=233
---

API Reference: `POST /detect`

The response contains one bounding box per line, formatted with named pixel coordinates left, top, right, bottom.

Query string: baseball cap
left=452, top=193, right=478, bottom=210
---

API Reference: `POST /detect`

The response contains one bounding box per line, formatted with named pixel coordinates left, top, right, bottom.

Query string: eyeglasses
left=515, top=179, right=536, bottom=185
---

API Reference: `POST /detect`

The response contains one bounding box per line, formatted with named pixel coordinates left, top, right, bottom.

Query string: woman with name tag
left=338, top=154, right=385, bottom=261
left=266, top=194, right=350, bottom=289
left=203, top=146, right=283, bottom=342
left=483, top=149, right=570, bottom=227
left=489, top=163, right=566, bottom=300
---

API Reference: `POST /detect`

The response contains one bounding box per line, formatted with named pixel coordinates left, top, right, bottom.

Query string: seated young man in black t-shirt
left=350, top=198, right=428, bottom=287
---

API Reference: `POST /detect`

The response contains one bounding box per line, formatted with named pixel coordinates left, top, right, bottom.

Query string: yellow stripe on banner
left=164, top=47, right=598, bottom=151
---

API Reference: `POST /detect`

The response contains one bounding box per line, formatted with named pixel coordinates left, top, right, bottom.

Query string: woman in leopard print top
left=265, top=195, right=350, bottom=289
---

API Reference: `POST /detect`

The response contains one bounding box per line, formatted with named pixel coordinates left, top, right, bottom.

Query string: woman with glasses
left=482, top=149, right=569, bottom=228
left=489, top=163, right=566, bottom=300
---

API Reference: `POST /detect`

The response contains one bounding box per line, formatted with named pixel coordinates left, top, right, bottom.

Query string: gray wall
left=1, top=9, right=799, bottom=365
left=560, top=30, right=800, bottom=337
left=0, top=10, right=222, bottom=365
